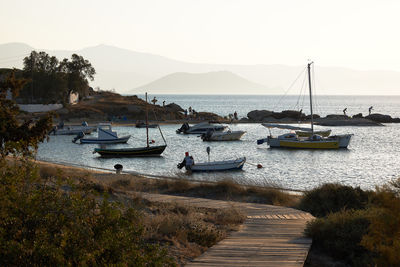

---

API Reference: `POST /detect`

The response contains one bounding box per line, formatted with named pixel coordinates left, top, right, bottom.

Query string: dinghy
left=188, top=157, right=246, bottom=172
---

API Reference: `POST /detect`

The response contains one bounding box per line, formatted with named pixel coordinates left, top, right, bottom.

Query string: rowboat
left=186, top=157, right=246, bottom=172
left=201, top=130, right=246, bottom=141
left=94, top=145, right=166, bottom=157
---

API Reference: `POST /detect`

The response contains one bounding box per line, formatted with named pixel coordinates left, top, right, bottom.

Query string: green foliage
left=0, top=160, right=173, bottom=266
left=20, top=51, right=95, bottom=104
left=305, top=209, right=372, bottom=266
left=0, top=71, right=53, bottom=158
left=298, top=183, right=373, bottom=217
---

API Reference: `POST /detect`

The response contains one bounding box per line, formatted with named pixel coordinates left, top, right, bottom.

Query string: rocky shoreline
left=22, top=92, right=399, bottom=127
left=242, top=109, right=400, bottom=126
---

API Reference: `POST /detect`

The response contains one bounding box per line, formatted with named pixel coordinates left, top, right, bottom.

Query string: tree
left=0, top=70, right=52, bottom=158
left=20, top=51, right=95, bottom=104
left=59, top=54, right=96, bottom=99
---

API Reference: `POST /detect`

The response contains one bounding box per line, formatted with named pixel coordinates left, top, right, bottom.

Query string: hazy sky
left=1, top=0, right=400, bottom=71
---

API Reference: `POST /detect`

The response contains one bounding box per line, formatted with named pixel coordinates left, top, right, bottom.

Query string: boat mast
left=145, top=92, right=149, bottom=147
left=307, top=62, right=314, bottom=135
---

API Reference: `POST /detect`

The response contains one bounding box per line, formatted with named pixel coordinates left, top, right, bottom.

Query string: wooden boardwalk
left=138, top=193, right=314, bottom=267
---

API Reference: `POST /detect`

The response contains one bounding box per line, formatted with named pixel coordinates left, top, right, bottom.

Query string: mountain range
left=1, top=42, right=400, bottom=95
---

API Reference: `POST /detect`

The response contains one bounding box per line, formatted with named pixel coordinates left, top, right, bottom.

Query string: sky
left=1, top=0, right=400, bottom=71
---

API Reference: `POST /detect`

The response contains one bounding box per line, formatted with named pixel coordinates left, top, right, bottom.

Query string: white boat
left=50, top=122, right=96, bottom=135
left=261, top=123, right=331, bottom=137
left=187, top=157, right=246, bottom=172
left=258, top=62, right=353, bottom=149
left=75, top=123, right=131, bottom=144
left=201, top=129, right=246, bottom=141
left=176, top=122, right=227, bottom=134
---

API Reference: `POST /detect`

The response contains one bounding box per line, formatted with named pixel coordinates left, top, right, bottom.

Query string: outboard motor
left=72, top=131, right=85, bottom=143
left=58, top=121, right=64, bottom=129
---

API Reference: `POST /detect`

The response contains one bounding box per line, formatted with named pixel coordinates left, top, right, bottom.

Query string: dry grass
left=33, top=161, right=246, bottom=266
left=106, top=176, right=299, bottom=207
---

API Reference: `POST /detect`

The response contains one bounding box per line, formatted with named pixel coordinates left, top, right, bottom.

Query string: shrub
left=0, top=160, right=173, bottom=266
left=305, top=209, right=372, bottom=266
left=299, top=183, right=373, bottom=217
left=360, top=181, right=400, bottom=266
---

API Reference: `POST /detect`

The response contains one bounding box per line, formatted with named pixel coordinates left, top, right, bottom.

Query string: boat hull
left=187, top=157, right=246, bottom=172
left=80, top=135, right=131, bottom=144
left=94, top=145, right=166, bottom=157
left=267, top=134, right=352, bottom=149
left=203, top=131, right=246, bottom=141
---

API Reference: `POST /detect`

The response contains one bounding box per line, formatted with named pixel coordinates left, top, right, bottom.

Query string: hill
left=1, top=42, right=400, bottom=95
left=133, top=71, right=270, bottom=94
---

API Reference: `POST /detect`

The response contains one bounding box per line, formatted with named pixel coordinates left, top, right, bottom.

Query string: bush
left=0, top=160, right=173, bottom=266
left=299, top=183, right=373, bottom=217
left=305, top=209, right=372, bottom=266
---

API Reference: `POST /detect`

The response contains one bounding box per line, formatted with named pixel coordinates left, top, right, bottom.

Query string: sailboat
left=94, top=93, right=167, bottom=156
left=258, top=62, right=353, bottom=149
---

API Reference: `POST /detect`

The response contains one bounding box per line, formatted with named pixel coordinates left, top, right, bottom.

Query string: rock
left=352, top=113, right=363, bottom=118
left=305, top=114, right=320, bottom=120
left=165, top=102, right=184, bottom=112
left=247, top=110, right=273, bottom=121
left=280, top=110, right=306, bottom=120
left=365, top=113, right=393, bottom=123
left=326, top=114, right=350, bottom=119
left=315, top=117, right=383, bottom=126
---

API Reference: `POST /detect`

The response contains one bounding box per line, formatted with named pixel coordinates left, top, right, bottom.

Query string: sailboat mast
left=307, top=62, right=314, bottom=135
left=145, top=92, right=149, bottom=147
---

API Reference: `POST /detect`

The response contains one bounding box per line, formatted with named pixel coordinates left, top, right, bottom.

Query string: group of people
left=184, top=106, right=198, bottom=118
left=342, top=106, right=374, bottom=116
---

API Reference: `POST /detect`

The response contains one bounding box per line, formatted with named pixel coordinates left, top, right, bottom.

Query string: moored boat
left=176, top=122, right=226, bottom=134
left=94, top=145, right=166, bottom=157
left=201, top=129, right=246, bottom=141
left=93, top=93, right=167, bottom=157
left=75, top=123, right=131, bottom=144
left=183, top=157, right=246, bottom=172
left=258, top=62, right=353, bottom=149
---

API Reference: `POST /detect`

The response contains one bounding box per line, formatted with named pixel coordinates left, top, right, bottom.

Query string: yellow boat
left=258, top=62, right=353, bottom=149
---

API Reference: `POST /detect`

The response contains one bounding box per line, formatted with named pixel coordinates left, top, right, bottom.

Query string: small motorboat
left=201, top=129, right=246, bottom=141
left=94, top=145, right=166, bottom=157
left=179, top=157, right=246, bottom=172
left=73, top=123, right=130, bottom=144
left=49, top=121, right=96, bottom=135
left=176, top=122, right=226, bottom=134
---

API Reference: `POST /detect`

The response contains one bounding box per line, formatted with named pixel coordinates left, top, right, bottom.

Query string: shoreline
left=34, top=158, right=305, bottom=194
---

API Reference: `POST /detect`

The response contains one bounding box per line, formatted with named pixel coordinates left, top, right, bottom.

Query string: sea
left=37, top=95, right=400, bottom=191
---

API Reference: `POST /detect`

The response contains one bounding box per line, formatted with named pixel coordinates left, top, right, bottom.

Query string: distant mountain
left=133, top=71, right=271, bottom=94
left=1, top=42, right=400, bottom=95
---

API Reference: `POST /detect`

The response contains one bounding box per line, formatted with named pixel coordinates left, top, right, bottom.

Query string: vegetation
left=303, top=182, right=400, bottom=267
left=108, top=176, right=299, bottom=207
left=0, top=76, right=245, bottom=266
left=299, top=183, right=373, bottom=217
left=18, top=51, right=95, bottom=104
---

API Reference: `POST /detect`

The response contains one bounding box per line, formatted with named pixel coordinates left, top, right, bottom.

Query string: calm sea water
left=37, top=95, right=400, bottom=191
